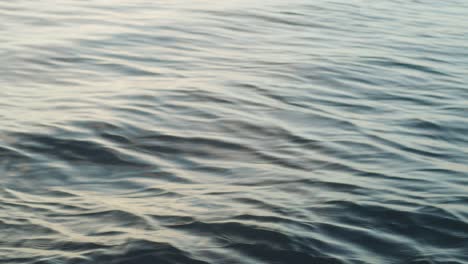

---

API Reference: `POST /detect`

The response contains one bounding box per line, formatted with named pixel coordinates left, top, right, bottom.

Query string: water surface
left=1, top=0, right=468, bottom=263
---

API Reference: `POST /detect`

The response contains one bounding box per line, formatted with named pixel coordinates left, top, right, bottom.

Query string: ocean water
left=1, top=0, right=468, bottom=263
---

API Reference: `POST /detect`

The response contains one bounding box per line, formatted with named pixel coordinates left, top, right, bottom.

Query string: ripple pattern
left=1, top=0, right=468, bottom=263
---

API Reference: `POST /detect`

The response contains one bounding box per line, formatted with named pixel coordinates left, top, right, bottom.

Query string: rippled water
left=1, top=0, right=468, bottom=263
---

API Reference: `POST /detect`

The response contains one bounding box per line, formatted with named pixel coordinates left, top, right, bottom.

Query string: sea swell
left=1, top=0, right=468, bottom=263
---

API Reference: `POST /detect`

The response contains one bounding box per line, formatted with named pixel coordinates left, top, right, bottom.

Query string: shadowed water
left=1, top=0, right=468, bottom=263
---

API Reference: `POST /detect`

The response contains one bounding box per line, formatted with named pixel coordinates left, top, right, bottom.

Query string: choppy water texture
left=1, top=0, right=468, bottom=263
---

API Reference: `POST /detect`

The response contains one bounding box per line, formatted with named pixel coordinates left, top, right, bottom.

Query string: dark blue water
left=1, top=1, right=468, bottom=263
